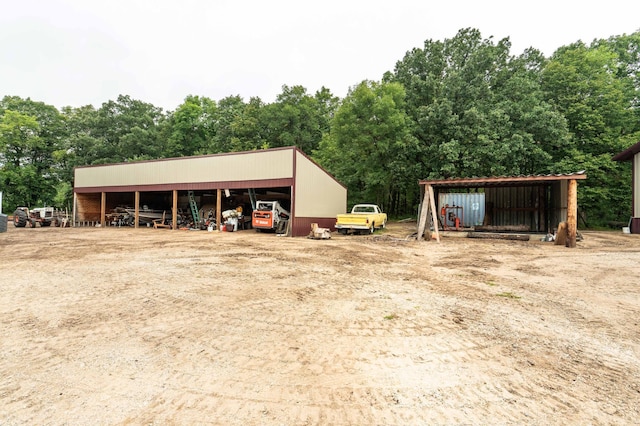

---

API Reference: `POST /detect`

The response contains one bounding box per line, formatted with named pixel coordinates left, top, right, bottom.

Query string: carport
left=612, top=140, right=640, bottom=233
left=73, top=147, right=346, bottom=237
left=417, top=172, right=587, bottom=247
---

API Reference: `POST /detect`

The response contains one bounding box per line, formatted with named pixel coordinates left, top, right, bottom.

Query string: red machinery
left=441, top=204, right=463, bottom=231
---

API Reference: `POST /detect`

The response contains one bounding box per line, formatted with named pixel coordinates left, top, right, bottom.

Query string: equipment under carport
left=252, top=200, right=290, bottom=233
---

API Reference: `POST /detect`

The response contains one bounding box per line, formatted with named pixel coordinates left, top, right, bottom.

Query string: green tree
left=391, top=28, right=571, bottom=180
left=229, top=96, right=267, bottom=152
left=542, top=41, right=636, bottom=225
left=165, top=95, right=217, bottom=157
left=314, top=80, right=420, bottom=213
left=0, top=96, right=65, bottom=211
left=595, top=31, right=640, bottom=136
left=90, top=94, right=165, bottom=164
left=262, top=85, right=327, bottom=154
left=207, top=95, right=246, bottom=153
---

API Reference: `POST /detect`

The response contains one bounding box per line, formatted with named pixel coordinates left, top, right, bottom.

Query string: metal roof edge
left=73, top=146, right=297, bottom=171
left=612, top=141, right=640, bottom=162
left=292, top=146, right=348, bottom=190
left=419, top=171, right=587, bottom=186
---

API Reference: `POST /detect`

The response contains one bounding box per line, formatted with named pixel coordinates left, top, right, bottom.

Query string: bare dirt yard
left=1, top=222, right=639, bottom=425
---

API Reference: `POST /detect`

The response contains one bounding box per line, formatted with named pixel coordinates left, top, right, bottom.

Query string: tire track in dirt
left=2, top=225, right=640, bottom=424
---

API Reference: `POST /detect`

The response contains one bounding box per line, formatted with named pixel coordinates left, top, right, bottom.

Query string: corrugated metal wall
left=484, top=186, right=547, bottom=231
left=438, top=193, right=485, bottom=227
left=435, top=184, right=572, bottom=232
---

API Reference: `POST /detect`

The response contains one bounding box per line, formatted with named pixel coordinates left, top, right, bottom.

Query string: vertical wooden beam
left=100, top=192, right=106, bottom=227
left=216, top=189, right=222, bottom=232
left=172, top=190, right=178, bottom=230
left=134, top=191, right=140, bottom=229
left=416, top=187, right=429, bottom=240
left=566, top=179, right=577, bottom=248
left=428, top=185, right=440, bottom=243
left=416, top=184, right=440, bottom=243
left=73, top=192, right=77, bottom=227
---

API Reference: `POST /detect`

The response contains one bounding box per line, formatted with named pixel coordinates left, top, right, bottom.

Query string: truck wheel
left=13, top=209, right=27, bottom=227
left=339, top=229, right=348, bottom=235
left=40, top=221, right=51, bottom=227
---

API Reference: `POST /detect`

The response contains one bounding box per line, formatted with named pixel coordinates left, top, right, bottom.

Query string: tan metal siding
left=294, top=151, right=346, bottom=218
left=75, top=149, right=294, bottom=188
left=634, top=153, right=640, bottom=216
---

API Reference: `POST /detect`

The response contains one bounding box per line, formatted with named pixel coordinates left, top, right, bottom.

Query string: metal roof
left=612, top=141, right=640, bottom=162
left=419, top=171, right=587, bottom=188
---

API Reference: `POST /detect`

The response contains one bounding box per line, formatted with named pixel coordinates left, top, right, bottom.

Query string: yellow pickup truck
left=335, top=204, right=387, bottom=235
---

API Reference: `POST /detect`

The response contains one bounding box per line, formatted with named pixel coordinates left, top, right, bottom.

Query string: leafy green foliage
left=166, top=95, right=217, bottom=157
left=0, top=97, right=65, bottom=211
left=314, top=80, right=420, bottom=212
left=391, top=28, right=571, bottom=181
left=261, top=85, right=335, bottom=154
left=542, top=41, right=638, bottom=225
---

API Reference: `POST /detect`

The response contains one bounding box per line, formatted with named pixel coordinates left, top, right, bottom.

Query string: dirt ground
left=1, top=222, right=639, bottom=425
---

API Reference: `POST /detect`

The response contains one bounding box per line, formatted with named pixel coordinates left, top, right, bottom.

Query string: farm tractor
left=13, top=207, right=66, bottom=228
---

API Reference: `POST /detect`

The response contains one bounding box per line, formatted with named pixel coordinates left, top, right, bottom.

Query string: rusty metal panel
left=75, top=148, right=295, bottom=189
left=438, top=193, right=485, bottom=227
left=485, top=186, right=541, bottom=229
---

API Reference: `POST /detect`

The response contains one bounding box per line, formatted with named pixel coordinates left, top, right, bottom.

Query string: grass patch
left=496, top=292, right=521, bottom=299
left=383, top=314, right=398, bottom=320
left=486, top=281, right=497, bottom=286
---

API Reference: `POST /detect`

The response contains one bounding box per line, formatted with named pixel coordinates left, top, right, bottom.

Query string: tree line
left=1, top=28, right=639, bottom=226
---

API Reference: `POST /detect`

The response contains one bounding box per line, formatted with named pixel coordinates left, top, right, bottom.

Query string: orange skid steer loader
left=252, top=200, right=290, bottom=234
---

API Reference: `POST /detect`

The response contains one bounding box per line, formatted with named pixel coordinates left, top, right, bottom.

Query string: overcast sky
left=2, top=0, right=639, bottom=112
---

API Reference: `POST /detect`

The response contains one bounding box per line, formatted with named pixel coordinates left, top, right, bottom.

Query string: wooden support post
left=216, top=189, right=222, bottom=232
left=73, top=192, right=77, bottom=227
left=428, top=185, right=440, bottom=243
left=172, top=190, right=178, bottom=230
left=416, top=184, right=440, bottom=243
left=417, top=189, right=429, bottom=240
left=100, top=192, right=106, bottom=227
left=566, top=179, right=577, bottom=248
left=134, top=191, right=140, bottom=229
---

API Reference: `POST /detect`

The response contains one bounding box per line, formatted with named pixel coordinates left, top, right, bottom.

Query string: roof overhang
left=612, top=141, right=640, bottom=162
left=419, top=171, right=587, bottom=189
